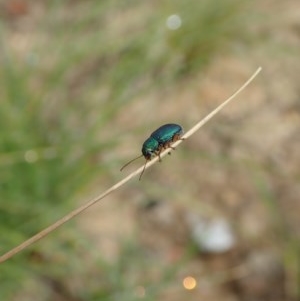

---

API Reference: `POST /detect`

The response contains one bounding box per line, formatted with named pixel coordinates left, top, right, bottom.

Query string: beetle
left=120, top=123, right=184, bottom=180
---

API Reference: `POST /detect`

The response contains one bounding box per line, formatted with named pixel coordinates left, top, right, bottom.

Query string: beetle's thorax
left=142, top=137, right=159, bottom=160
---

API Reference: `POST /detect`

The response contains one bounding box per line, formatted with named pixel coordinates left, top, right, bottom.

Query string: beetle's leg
left=173, top=133, right=185, bottom=142
left=157, top=150, right=162, bottom=162
left=156, top=147, right=163, bottom=162
left=166, top=141, right=176, bottom=151
left=167, top=134, right=181, bottom=151
left=169, top=134, right=185, bottom=151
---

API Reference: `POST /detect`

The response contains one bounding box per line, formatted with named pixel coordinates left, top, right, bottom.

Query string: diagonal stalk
left=0, top=67, right=262, bottom=263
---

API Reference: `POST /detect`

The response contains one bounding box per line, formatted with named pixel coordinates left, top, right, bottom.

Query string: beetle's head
left=142, top=137, right=159, bottom=160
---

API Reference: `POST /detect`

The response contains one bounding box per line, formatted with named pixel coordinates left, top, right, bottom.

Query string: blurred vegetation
left=4, top=0, right=298, bottom=301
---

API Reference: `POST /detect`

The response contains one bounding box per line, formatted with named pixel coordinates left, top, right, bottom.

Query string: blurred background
left=0, top=0, right=299, bottom=300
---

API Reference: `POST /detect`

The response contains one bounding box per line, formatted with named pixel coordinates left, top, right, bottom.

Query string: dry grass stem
left=0, top=67, right=262, bottom=263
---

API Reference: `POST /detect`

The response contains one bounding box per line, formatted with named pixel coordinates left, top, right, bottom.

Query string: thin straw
left=0, top=67, right=262, bottom=263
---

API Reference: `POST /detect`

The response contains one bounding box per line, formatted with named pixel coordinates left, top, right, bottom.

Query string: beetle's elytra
left=120, top=123, right=184, bottom=180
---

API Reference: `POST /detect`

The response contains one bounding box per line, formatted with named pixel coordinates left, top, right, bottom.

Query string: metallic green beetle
left=121, top=123, right=184, bottom=180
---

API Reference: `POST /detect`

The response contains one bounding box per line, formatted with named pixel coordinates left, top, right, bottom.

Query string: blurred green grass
left=0, top=0, right=254, bottom=299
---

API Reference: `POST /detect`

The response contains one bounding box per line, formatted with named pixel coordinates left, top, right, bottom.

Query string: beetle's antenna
left=120, top=155, right=143, bottom=171
left=139, top=160, right=148, bottom=181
